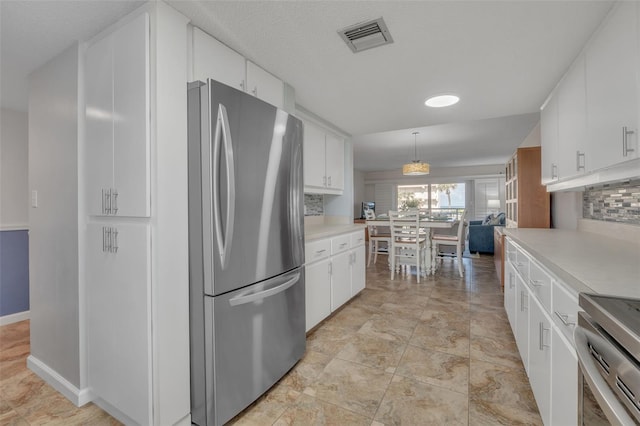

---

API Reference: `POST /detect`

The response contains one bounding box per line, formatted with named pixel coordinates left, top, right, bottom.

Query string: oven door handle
left=574, top=326, right=637, bottom=426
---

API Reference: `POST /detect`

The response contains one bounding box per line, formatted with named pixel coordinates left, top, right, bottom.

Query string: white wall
left=28, top=44, right=81, bottom=387
left=552, top=191, right=583, bottom=230
left=519, top=122, right=541, bottom=147
left=353, top=169, right=364, bottom=218
left=1, top=108, right=29, bottom=228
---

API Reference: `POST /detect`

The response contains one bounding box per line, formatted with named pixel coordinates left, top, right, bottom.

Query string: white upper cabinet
left=86, top=12, right=150, bottom=218
left=303, top=121, right=345, bottom=195
left=192, top=27, right=245, bottom=91
left=540, top=93, right=559, bottom=184
left=303, top=122, right=327, bottom=188
left=586, top=1, right=639, bottom=170
left=324, top=133, right=345, bottom=192
left=192, top=28, right=284, bottom=108
left=557, top=55, right=587, bottom=179
left=246, top=60, right=284, bottom=109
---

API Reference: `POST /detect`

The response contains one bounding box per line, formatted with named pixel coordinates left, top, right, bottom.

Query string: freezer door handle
left=229, top=272, right=300, bottom=306
left=212, top=102, right=236, bottom=269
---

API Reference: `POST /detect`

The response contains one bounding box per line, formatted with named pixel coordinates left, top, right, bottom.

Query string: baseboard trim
left=27, top=355, right=93, bottom=406
left=0, top=310, right=30, bottom=326
left=92, top=397, right=137, bottom=425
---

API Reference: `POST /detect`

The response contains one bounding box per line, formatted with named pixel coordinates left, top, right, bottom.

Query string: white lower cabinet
left=528, top=296, right=552, bottom=425
left=504, top=261, right=517, bottom=331
left=304, top=258, right=331, bottom=332
left=506, top=238, right=581, bottom=425
left=551, top=327, right=578, bottom=426
left=350, top=245, right=366, bottom=295
left=331, top=250, right=351, bottom=311
left=304, top=230, right=365, bottom=332
left=515, top=273, right=530, bottom=373
left=87, top=222, right=151, bottom=425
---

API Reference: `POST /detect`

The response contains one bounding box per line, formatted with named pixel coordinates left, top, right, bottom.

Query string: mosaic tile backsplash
left=583, top=179, right=640, bottom=225
left=304, top=194, right=323, bottom=216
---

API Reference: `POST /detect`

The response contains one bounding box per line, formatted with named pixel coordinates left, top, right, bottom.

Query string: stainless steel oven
left=575, top=293, right=640, bottom=425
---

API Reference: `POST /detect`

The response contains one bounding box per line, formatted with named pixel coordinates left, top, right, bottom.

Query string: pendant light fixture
left=402, top=131, right=430, bottom=175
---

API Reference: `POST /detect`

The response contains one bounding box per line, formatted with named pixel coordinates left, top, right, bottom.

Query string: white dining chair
left=365, top=210, right=390, bottom=266
left=431, top=209, right=468, bottom=277
left=388, top=210, right=428, bottom=283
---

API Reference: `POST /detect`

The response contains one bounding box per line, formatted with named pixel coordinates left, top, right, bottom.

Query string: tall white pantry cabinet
left=84, top=3, right=190, bottom=425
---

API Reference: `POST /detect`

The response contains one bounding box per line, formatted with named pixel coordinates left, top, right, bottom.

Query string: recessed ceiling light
left=425, top=95, right=460, bottom=108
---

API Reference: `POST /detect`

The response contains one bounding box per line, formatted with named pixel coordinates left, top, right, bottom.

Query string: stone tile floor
left=0, top=254, right=542, bottom=425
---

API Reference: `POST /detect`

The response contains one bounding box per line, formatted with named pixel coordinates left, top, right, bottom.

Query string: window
left=397, top=183, right=465, bottom=219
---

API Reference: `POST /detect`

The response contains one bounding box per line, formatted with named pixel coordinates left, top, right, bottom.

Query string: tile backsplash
left=304, top=194, right=323, bottom=216
left=583, top=179, right=640, bottom=225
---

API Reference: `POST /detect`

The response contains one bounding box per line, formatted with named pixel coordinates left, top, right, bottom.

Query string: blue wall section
left=0, top=230, right=30, bottom=316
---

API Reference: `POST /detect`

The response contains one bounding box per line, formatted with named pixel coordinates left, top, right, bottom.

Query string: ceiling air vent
left=338, top=17, right=394, bottom=53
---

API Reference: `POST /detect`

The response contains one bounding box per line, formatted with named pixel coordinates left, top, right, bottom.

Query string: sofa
left=468, top=212, right=505, bottom=254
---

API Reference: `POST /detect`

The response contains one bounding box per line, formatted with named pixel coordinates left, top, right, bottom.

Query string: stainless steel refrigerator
left=187, top=79, right=306, bottom=426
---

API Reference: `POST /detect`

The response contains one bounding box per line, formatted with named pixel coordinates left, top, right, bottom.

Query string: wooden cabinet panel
left=505, top=147, right=550, bottom=228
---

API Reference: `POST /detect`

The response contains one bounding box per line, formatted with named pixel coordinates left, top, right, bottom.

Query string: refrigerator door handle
left=229, top=272, right=300, bottom=306
left=212, top=103, right=236, bottom=269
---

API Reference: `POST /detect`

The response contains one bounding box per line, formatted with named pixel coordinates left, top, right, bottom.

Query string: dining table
left=366, top=215, right=456, bottom=276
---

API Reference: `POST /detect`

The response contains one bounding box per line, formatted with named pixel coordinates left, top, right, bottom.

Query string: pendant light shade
left=403, top=132, right=430, bottom=175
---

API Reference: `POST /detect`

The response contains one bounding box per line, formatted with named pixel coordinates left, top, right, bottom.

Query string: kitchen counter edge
left=304, top=224, right=366, bottom=242
left=504, top=228, right=640, bottom=299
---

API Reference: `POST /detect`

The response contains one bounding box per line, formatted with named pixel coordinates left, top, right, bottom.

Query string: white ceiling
left=1, top=1, right=614, bottom=172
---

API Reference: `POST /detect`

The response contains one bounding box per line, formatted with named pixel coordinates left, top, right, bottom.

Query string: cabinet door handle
left=240, top=80, right=245, bottom=91
left=112, top=228, right=118, bottom=253
left=328, top=176, right=332, bottom=187
left=252, top=86, right=257, bottom=96
left=539, top=322, right=550, bottom=350
left=623, top=126, right=635, bottom=157
left=112, top=189, right=118, bottom=214
left=576, top=151, right=585, bottom=171
left=509, top=273, right=515, bottom=289
left=551, top=163, right=558, bottom=180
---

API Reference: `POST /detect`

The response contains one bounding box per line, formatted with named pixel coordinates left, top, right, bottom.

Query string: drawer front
left=529, top=260, right=552, bottom=314
left=514, top=247, right=530, bottom=282
left=331, top=234, right=351, bottom=255
left=552, top=282, right=579, bottom=346
left=305, top=239, right=331, bottom=264
left=506, top=238, right=517, bottom=263
left=350, top=230, right=365, bottom=247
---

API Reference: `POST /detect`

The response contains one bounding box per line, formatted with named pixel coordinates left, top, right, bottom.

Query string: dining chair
left=365, top=210, right=390, bottom=266
left=388, top=210, right=428, bottom=283
left=431, top=209, right=468, bottom=277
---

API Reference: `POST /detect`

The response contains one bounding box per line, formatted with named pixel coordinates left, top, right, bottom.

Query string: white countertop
left=304, top=223, right=366, bottom=241
left=504, top=228, right=640, bottom=299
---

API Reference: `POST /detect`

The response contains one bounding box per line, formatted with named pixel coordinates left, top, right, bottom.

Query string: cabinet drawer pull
left=554, top=311, right=575, bottom=327
left=339, top=243, right=348, bottom=248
